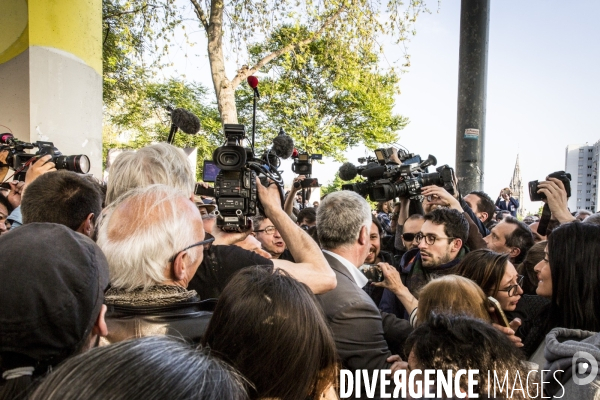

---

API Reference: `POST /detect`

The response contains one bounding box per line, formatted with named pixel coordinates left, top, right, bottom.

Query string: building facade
left=565, top=141, right=600, bottom=213
left=509, top=155, right=524, bottom=217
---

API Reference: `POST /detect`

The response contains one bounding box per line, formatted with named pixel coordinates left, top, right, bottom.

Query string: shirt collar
left=322, top=250, right=369, bottom=288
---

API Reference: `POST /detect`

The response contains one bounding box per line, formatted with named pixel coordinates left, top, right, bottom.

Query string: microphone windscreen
left=272, top=133, right=294, bottom=159
left=171, top=108, right=201, bottom=134
left=338, top=162, right=358, bottom=181
left=361, top=165, right=386, bottom=179
left=247, top=76, right=259, bottom=89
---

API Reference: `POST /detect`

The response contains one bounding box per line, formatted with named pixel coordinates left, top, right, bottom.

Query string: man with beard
left=362, top=216, right=395, bottom=306
left=379, top=208, right=469, bottom=319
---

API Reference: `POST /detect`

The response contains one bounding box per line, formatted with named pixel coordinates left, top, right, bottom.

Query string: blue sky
left=166, top=0, right=600, bottom=213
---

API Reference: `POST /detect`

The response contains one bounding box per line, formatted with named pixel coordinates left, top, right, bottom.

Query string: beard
left=420, top=248, right=453, bottom=268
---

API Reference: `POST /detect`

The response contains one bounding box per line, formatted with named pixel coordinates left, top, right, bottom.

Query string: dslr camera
left=0, top=133, right=90, bottom=181
left=529, top=171, right=571, bottom=201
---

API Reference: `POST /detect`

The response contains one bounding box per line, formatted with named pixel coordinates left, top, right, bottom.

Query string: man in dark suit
left=316, top=191, right=413, bottom=398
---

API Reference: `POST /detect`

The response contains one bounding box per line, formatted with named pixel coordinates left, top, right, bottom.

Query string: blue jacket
left=495, top=197, right=519, bottom=217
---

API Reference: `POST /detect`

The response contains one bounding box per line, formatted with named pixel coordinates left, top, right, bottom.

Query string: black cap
left=0, top=223, right=109, bottom=366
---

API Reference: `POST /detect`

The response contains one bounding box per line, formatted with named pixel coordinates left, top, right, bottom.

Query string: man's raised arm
left=257, top=178, right=336, bottom=294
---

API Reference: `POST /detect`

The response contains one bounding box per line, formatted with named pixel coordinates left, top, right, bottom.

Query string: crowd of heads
left=1, top=142, right=600, bottom=399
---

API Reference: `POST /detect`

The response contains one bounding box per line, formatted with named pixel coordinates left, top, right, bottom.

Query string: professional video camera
left=528, top=171, right=571, bottom=201
left=291, top=152, right=322, bottom=188
left=338, top=148, right=456, bottom=202
left=0, top=133, right=90, bottom=181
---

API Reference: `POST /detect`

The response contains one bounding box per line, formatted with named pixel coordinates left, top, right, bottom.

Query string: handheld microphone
left=338, top=162, right=358, bottom=181
left=247, top=76, right=260, bottom=98
left=271, top=128, right=294, bottom=159
left=171, top=108, right=201, bottom=134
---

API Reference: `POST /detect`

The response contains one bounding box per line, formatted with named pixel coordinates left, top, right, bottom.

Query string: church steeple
left=509, top=154, right=524, bottom=217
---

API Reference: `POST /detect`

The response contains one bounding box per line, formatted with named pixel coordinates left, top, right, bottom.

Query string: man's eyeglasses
left=401, top=232, right=418, bottom=242
left=254, top=225, right=279, bottom=235
left=414, top=232, right=456, bottom=245
left=168, top=237, right=215, bottom=263
left=498, top=275, right=524, bottom=297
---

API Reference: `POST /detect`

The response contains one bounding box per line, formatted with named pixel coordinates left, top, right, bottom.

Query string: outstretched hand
left=536, top=177, right=575, bottom=223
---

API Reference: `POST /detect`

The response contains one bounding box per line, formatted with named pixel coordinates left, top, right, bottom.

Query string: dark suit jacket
left=316, top=252, right=413, bottom=373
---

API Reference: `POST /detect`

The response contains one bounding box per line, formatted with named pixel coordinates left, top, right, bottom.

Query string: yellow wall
left=0, top=0, right=101, bottom=74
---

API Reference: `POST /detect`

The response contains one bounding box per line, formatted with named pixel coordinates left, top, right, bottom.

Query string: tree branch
left=189, top=0, right=209, bottom=32
left=231, top=5, right=347, bottom=88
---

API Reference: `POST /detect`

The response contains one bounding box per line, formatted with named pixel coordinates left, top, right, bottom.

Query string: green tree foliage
left=102, top=78, right=222, bottom=177
left=102, top=0, right=181, bottom=107
left=235, top=26, right=408, bottom=161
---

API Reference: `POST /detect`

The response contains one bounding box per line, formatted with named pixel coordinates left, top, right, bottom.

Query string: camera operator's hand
left=421, top=186, right=463, bottom=213
left=371, top=262, right=404, bottom=294
left=0, top=150, right=9, bottom=182
left=212, top=219, right=253, bottom=245
left=7, top=181, right=25, bottom=208
left=537, top=177, right=576, bottom=224
left=372, top=262, right=417, bottom=316
left=290, top=175, right=306, bottom=194
left=23, top=155, right=56, bottom=195
left=388, top=148, right=402, bottom=165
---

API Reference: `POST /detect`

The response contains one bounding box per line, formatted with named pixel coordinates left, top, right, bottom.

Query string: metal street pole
left=455, top=0, right=490, bottom=193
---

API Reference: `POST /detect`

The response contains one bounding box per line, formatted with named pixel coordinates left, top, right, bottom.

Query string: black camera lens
left=219, top=153, right=240, bottom=166
left=54, top=155, right=90, bottom=174
left=213, top=146, right=247, bottom=170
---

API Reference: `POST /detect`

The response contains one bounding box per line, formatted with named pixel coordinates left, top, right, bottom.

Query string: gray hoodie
left=544, top=328, right=600, bottom=399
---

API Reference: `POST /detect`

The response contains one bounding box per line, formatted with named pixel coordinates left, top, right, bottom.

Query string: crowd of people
left=1, top=143, right=599, bottom=399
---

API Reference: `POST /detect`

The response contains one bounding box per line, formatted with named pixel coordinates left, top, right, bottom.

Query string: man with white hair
left=105, top=143, right=335, bottom=300
left=315, top=191, right=412, bottom=398
left=97, top=184, right=214, bottom=344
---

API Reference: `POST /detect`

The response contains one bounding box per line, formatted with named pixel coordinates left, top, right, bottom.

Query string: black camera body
left=529, top=171, right=572, bottom=201
left=341, top=151, right=454, bottom=202
left=211, top=124, right=285, bottom=232
left=0, top=134, right=90, bottom=180
left=291, top=153, right=322, bottom=176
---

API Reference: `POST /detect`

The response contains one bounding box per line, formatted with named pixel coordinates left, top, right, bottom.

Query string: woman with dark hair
left=516, top=241, right=547, bottom=295
left=376, top=201, right=393, bottom=236
left=455, top=248, right=523, bottom=313
left=29, top=336, right=247, bottom=400
left=401, top=313, right=536, bottom=399
left=202, top=266, right=338, bottom=400
left=523, top=222, right=600, bottom=364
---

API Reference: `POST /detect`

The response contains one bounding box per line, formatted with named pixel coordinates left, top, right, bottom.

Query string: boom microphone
left=361, top=165, right=387, bottom=179
left=171, top=108, right=201, bottom=134
left=338, top=162, right=358, bottom=181
left=271, top=128, right=294, bottom=159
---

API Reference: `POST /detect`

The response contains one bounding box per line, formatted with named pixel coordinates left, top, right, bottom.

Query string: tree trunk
left=207, top=0, right=238, bottom=124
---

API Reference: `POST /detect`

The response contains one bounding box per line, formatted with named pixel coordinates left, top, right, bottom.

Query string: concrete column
left=0, top=0, right=102, bottom=178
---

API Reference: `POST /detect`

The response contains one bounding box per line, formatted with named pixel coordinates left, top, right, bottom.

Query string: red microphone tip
left=247, top=76, right=259, bottom=89
left=292, top=148, right=299, bottom=158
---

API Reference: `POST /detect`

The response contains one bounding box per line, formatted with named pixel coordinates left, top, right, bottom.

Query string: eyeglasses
left=415, top=232, right=456, bottom=245
left=168, top=237, right=215, bottom=263
left=498, top=275, right=524, bottom=297
left=254, top=225, right=279, bottom=235
left=401, top=232, right=418, bottom=242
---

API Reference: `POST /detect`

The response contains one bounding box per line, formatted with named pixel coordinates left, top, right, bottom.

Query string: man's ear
left=451, top=238, right=463, bottom=253
left=358, top=225, right=369, bottom=245
left=479, top=212, right=488, bottom=223
left=76, top=213, right=95, bottom=237
left=93, top=304, right=108, bottom=337
left=172, top=251, right=189, bottom=282
left=509, top=247, right=521, bottom=260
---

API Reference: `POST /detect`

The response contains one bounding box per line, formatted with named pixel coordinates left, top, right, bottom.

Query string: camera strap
left=537, top=203, right=552, bottom=236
